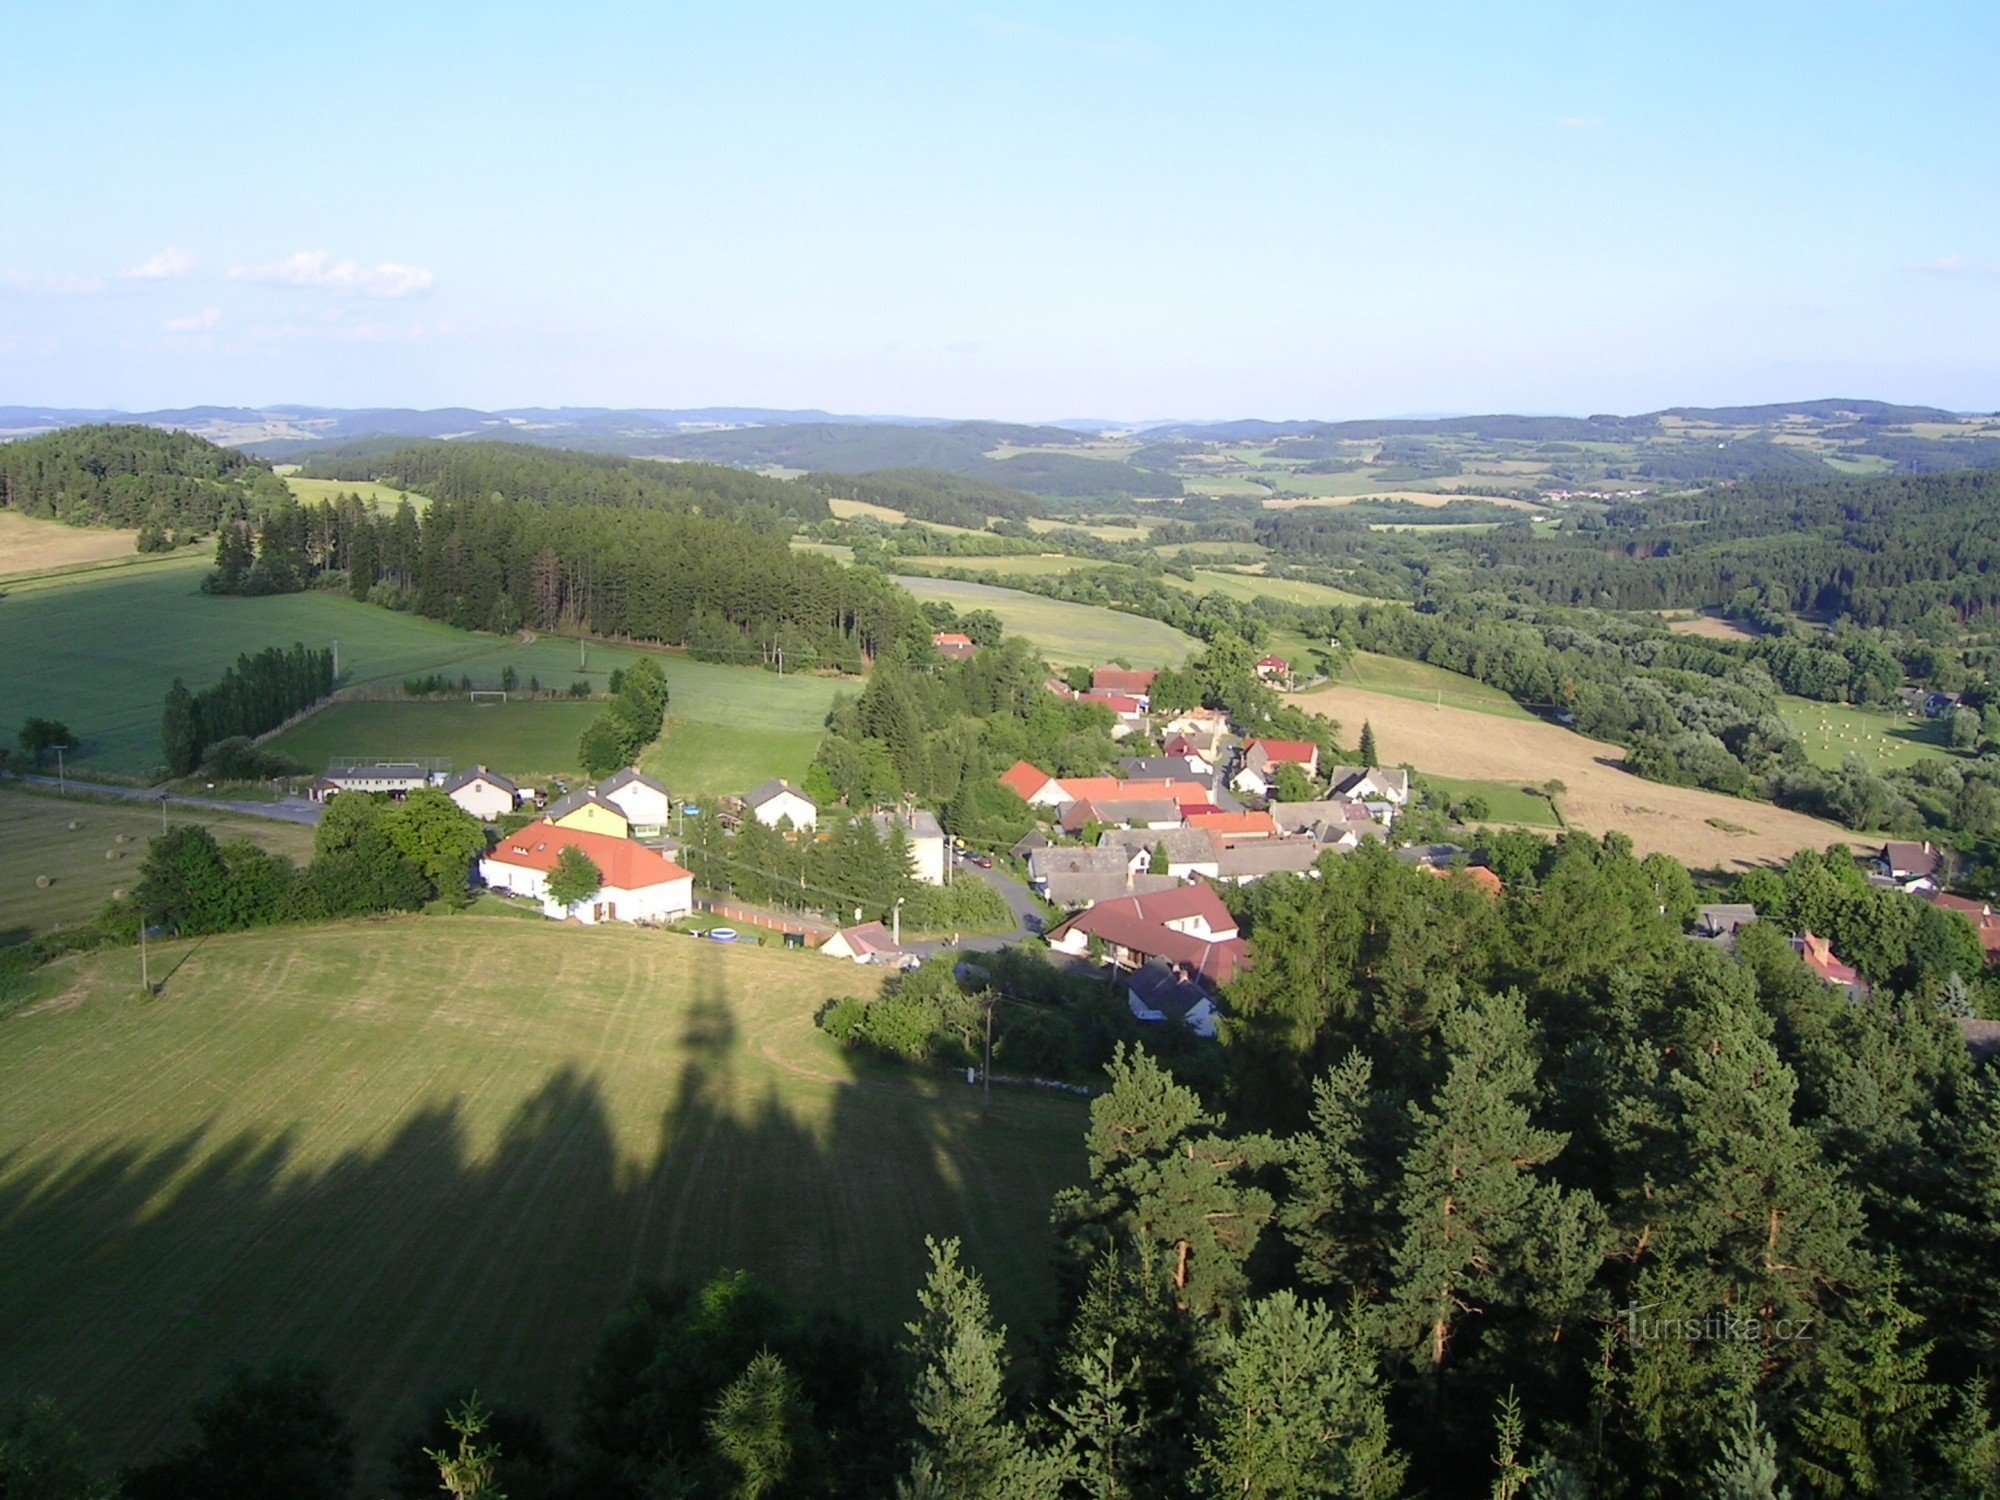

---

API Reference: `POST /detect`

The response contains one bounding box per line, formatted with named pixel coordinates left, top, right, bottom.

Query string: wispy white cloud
left=121, top=247, right=196, bottom=280
left=164, top=307, right=220, bottom=332
left=1557, top=116, right=1603, bottom=130
left=0, top=269, right=105, bottom=295
left=1908, top=253, right=2000, bottom=278
left=229, top=250, right=437, bottom=298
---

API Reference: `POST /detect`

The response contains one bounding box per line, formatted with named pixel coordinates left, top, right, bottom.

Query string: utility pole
left=892, top=897, right=904, bottom=948
left=140, top=919, right=150, bottom=994
left=982, top=996, right=994, bottom=1114
left=159, top=792, right=169, bottom=833
left=54, top=743, right=71, bottom=797
left=331, top=639, right=339, bottom=677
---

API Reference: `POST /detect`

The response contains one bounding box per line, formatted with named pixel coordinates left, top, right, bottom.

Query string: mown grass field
left=0, top=511, right=141, bottom=578
left=1168, top=569, right=1376, bottom=608
left=0, top=558, right=847, bottom=780
left=892, top=576, right=1197, bottom=668
left=644, top=724, right=828, bottom=806
left=1416, top=774, right=1561, bottom=828
left=1337, top=650, right=1536, bottom=720
left=266, top=700, right=602, bottom=783
left=279, top=475, right=426, bottom=514
left=902, top=553, right=1122, bottom=578
left=1780, top=694, right=1961, bottom=773
left=0, top=785, right=316, bottom=940
left=0, top=919, right=1086, bottom=1477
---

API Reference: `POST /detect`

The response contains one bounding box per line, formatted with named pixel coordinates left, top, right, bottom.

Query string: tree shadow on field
left=0, top=946, right=1085, bottom=1494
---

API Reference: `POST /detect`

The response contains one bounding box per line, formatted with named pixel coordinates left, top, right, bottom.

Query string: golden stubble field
left=0, top=511, right=139, bottom=577
left=1294, top=683, right=1869, bottom=870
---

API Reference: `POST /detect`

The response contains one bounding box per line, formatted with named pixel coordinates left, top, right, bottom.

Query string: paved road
left=907, top=855, right=1046, bottom=957
left=13, top=774, right=323, bottom=826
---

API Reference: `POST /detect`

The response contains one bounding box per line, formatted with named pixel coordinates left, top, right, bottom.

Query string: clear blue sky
left=3, top=1, right=1996, bottom=419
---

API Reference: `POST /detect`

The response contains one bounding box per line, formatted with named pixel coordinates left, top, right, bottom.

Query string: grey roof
left=1270, top=800, right=1368, bottom=834
left=745, top=778, right=812, bottom=809
left=1214, top=841, right=1326, bottom=879
left=1031, top=845, right=1137, bottom=882
left=1397, top=843, right=1465, bottom=868
left=545, top=787, right=625, bottom=822
left=1695, top=903, right=1759, bottom=936
left=1127, top=961, right=1211, bottom=1020
left=1011, top=830, right=1053, bottom=859
left=1043, top=870, right=1181, bottom=909
left=324, top=761, right=431, bottom=781
left=442, top=766, right=518, bottom=795
left=1097, top=827, right=1218, bottom=866
left=1960, top=1017, right=2000, bottom=1064
left=1117, top=757, right=1219, bottom=786
left=597, top=766, right=669, bottom=797
left=1329, top=766, right=1410, bottom=797
left=873, top=808, right=944, bottom=840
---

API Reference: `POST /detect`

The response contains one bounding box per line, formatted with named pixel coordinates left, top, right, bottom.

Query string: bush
left=202, top=737, right=297, bottom=781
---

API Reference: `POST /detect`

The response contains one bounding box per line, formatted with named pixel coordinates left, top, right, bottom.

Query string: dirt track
left=1295, top=684, right=1867, bottom=871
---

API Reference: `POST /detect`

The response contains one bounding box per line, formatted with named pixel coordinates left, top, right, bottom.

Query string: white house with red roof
left=1254, top=654, right=1291, bottom=684
left=1230, top=739, right=1321, bottom=797
left=1092, top=666, right=1158, bottom=698
left=932, top=631, right=978, bottom=661
left=1793, top=931, right=1870, bottom=1002
left=479, top=820, right=694, bottom=924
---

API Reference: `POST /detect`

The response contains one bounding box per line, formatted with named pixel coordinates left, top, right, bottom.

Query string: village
left=297, top=635, right=1999, bottom=1058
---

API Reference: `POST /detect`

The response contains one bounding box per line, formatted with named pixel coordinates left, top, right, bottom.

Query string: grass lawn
left=1780, top=694, right=1962, bottom=773
left=0, top=784, right=315, bottom=941
left=901, top=554, right=1127, bottom=578
left=0, top=918, right=1085, bottom=1477
left=892, top=576, right=1196, bottom=668
left=644, top=723, right=829, bottom=806
left=265, top=700, right=603, bottom=783
left=1416, top=774, right=1561, bottom=828
left=1168, top=569, right=1376, bottom=608
left=0, top=558, right=848, bottom=778
left=1336, top=650, right=1535, bottom=720
left=280, top=475, right=426, bottom=514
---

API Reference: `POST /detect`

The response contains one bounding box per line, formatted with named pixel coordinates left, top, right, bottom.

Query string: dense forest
left=0, top=424, right=291, bottom=534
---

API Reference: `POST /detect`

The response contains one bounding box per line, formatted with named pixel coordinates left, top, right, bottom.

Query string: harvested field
left=1660, top=612, right=1762, bottom=643
left=0, top=511, right=141, bottom=578
left=1293, top=683, right=1869, bottom=870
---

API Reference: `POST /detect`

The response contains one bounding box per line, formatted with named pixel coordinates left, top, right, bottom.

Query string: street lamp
left=158, top=792, right=170, bottom=833
left=54, top=742, right=74, bottom=796
left=892, top=896, right=906, bottom=948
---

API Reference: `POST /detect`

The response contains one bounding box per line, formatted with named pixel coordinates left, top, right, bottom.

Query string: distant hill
left=0, top=423, right=291, bottom=531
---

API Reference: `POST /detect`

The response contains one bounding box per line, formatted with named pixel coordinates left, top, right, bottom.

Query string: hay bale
left=105, top=849, right=122, bottom=862
left=112, top=888, right=127, bottom=901
left=34, top=875, right=51, bottom=888
left=114, top=833, right=129, bottom=845
left=67, top=819, right=82, bottom=831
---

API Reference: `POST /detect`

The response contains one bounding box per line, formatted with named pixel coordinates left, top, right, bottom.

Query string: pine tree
left=708, top=1351, right=809, bottom=1500
left=1195, top=1291, right=1404, bottom=1500
left=1358, top=720, right=1379, bottom=769
left=1280, top=1050, right=1398, bottom=1299
left=898, top=1239, right=1071, bottom=1500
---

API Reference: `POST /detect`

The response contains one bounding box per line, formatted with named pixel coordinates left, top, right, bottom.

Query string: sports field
left=0, top=919, right=1085, bottom=1474
left=892, top=576, right=1196, bottom=668
left=266, top=700, right=602, bottom=782
left=0, top=785, right=315, bottom=941
left=0, top=558, right=847, bottom=778
left=1779, top=694, right=1960, bottom=773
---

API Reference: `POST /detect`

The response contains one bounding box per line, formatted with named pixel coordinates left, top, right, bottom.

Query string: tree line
left=160, top=644, right=333, bottom=777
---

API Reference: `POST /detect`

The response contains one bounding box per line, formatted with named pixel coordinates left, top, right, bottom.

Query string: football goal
left=468, top=690, right=509, bottom=706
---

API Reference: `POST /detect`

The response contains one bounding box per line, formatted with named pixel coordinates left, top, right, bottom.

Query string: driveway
left=13, top=773, right=323, bottom=826
left=907, top=856, right=1046, bottom=956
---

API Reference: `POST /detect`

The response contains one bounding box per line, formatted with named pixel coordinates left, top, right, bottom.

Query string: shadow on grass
left=0, top=954, right=1083, bottom=1491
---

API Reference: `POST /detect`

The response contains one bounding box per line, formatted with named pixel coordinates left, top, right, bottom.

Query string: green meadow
left=892, top=575, right=1197, bottom=668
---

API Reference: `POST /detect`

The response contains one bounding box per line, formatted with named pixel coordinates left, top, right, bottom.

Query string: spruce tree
left=1358, top=720, right=1378, bottom=768
left=1702, top=1403, right=1790, bottom=1500
left=161, top=676, right=201, bottom=775
left=708, top=1351, right=808, bottom=1500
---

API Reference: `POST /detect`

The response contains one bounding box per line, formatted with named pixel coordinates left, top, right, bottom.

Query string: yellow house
left=544, top=788, right=632, bottom=839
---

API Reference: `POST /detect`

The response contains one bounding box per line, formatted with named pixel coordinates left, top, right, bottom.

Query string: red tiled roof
left=1249, top=738, right=1318, bottom=765
left=1080, top=690, right=1145, bottom=714
left=1183, top=808, right=1278, bottom=837
left=1795, top=931, right=1862, bottom=986
left=1092, top=667, right=1158, bottom=694
left=1049, top=886, right=1249, bottom=986
left=1426, top=864, right=1505, bottom=897
left=932, top=632, right=978, bottom=659
left=1257, top=654, right=1288, bottom=668
left=1928, top=892, right=2000, bottom=957
left=486, top=820, right=692, bottom=889
left=999, top=760, right=1054, bottom=800
left=1057, top=776, right=1213, bottom=807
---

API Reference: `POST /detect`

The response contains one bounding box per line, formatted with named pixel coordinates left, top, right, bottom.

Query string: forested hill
left=300, top=442, right=828, bottom=529
left=0, top=423, right=292, bottom=531
left=1435, top=467, right=2000, bottom=626
left=808, top=467, right=1047, bottom=528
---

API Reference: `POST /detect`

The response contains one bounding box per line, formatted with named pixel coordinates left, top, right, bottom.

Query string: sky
left=2, top=1, right=1996, bottom=421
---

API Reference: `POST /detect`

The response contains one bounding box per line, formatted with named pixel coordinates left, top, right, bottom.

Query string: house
left=1117, top=756, right=1224, bottom=787
left=1092, top=666, right=1158, bottom=698
left=1925, top=892, right=2000, bottom=963
left=596, top=767, right=674, bottom=838
left=821, top=921, right=909, bottom=964
left=1078, top=690, right=1149, bottom=738
left=1011, top=829, right=1053, bottom=861
left=1793, top=931, right=1869, bottom=1002
left=1029, top=844, right=1148, bottom=901
left=1098, top=827, right=1222, bottom=880
left=1875, top=841, right=1943, bottom=891
left=1182, top=807, right=1278, bottom=840
left=544, top=787, right=633, bottom=840
left=310, top=761, right=435, bottom=800
left=1230, top=739, right=1321, bottom=798
left=440, top=766, right=518, bottom=822
left=1398, top=843, right=1467, bottom=869
left=873, top=807, right=948, bottom=885
left=1693, top=903, right=1759, bottom=944
left=744, top=779, right=818, bottom=831
left=1959, top=1018, right=2000, bottom=1066
left=1160, top=734, right=1218, bottom=775
left=932, top=631, right=979, bottom=661
left=1046, top=885, right=1248, bottom=987
left=1923, top=691, right=1963, bottom=719
left=1328, top=767, right=1411, bottom=806
left=1270, top=800, right=1377, bottom=837
left=1048, top=776, right=1217, bottom=813
left=1254, top=654, right=1291, bottom=684
left=1424, top=863, right=1505, bottom=898
left=999, top=760, right=1062, bottom=808
left=1043, top=869, right=1183, bottom=909
left=1162, top=708, right=1230, bottom=740
left=1127, top=961, right=1219, bottom=1035
left=479, top=821, right=694, bottom=924
left=1062, top=796, right=1184, bottom=834
left=1212, top=839, right=1326, bottom=884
